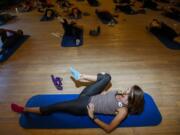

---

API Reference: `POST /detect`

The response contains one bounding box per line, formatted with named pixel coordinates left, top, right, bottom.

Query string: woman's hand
left=87, top=103, right=95, bottom=119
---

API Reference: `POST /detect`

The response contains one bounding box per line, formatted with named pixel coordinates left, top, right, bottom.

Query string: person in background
left=0, top=29, right=23, bottom=55
left=146, top=19, right=180, bottom=44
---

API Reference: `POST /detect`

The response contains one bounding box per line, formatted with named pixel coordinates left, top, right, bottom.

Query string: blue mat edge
left=19, top=93, right=162, bottom=128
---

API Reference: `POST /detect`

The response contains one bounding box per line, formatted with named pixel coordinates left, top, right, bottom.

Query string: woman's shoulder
left=116, top=107, right=128, bottom=116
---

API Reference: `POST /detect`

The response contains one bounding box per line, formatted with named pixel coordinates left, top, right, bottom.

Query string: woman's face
left=116, top=87, right=131, bottom=101
left=122, top=87, right=133, bottom=102
left=125, top=87, right=131, bottom=94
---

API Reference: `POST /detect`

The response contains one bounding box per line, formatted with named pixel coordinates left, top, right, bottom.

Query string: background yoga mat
left=0, top=35, right=30, bottom=62
left=20, top=93, right=162, bottom=128
left=152, top=32, right=180, bottom=50
left=61, top=35, right=83, bottom=47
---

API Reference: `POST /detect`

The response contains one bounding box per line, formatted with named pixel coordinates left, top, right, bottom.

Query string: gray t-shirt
left=89, top=91, right=124, bottom=115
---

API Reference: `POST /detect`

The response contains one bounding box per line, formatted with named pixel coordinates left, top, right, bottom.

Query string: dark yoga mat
left=0, top=35, right=30, bottom=62
left=20, top=93, right=162, bottom=128
left=152, top=32, right=180, bottom=50
left=61, top=35, right=83, bottom=47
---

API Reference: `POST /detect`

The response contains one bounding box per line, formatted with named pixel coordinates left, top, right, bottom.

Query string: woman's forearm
left=93, top=118, right=113, bottom=133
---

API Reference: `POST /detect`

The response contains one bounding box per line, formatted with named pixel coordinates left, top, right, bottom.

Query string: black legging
left=40, top=73, right=111, bottom=115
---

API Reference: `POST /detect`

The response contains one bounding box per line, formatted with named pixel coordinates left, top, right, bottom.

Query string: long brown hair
left=128, top=85, right=144, bottom=114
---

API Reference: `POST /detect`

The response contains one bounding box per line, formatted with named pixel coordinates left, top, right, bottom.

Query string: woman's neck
left=116, top=94, right=128, bottom=105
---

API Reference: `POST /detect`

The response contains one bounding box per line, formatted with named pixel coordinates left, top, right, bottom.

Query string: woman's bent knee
left=104, top=73, right=111, bottom=82
left=97, top=73, right=111, bottom=82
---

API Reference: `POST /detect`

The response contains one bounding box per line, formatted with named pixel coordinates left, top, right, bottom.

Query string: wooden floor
left=0, top=0, right=180, bottom=135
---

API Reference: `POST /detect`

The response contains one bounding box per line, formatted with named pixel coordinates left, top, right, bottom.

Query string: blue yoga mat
left=0, top=35, right=30, bottom=62
left=20, top=93, right=162, bottom=128
left=61, top=35, right=83, bottom=47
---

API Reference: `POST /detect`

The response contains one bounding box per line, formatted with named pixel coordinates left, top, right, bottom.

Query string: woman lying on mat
left=95, top=9, right=117, bottom=26
left=60, top=18, right=83, bottom=39
left=11, top=68, right=144, bottom=133
left=162, top=6, right=180, bottom=21
left=114, top=0, right=135, bottom=14
left=0, top=29, right=23, bottom=55
left=146, top=19, right=180, bottom=44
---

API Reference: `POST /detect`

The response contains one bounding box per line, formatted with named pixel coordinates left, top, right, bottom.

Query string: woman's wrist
left=91, top=115, right=98, bottom=121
